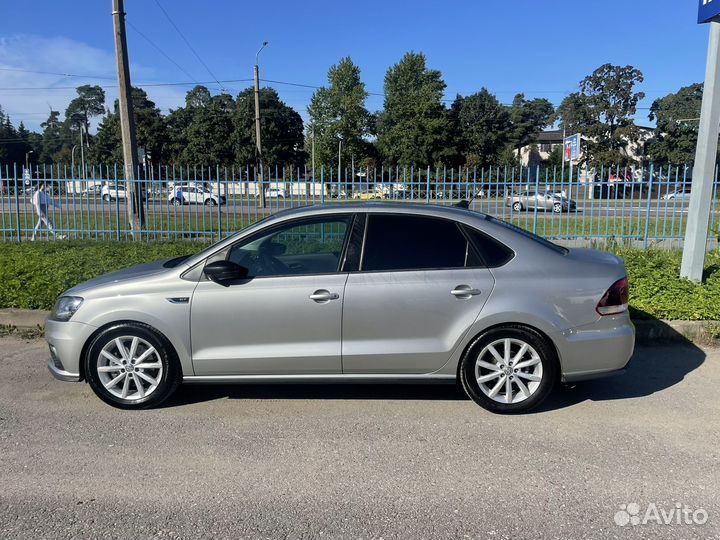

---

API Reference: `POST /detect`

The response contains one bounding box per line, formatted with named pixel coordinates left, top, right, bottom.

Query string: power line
left=152, top=0, right=226, bottom=92
left=125, top=19, right=200, bottom=85
left=0, top=78, right=252, bottom=91
left=0, top=67, right=116, bottom=80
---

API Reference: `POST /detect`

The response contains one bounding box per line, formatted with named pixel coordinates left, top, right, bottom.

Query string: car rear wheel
left=102, top=194, right=110, bottom=202
left=460, top=326, right=558, bottom=413
left=205, top=198, right=217, bottom=206
left=85, top=323, right=182, bottom=409
left=512, top=202, right=523, bottom=212
left=553, top=202, right=563, bottom=213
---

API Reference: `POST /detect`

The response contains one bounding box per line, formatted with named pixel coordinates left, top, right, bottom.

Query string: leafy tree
left=557, top=64, right=645, bottom=165
left=165, top=85, right=212, bottom=162
left=508, top=93, right=554, bottom=154
left=182, top=93, right=235, bottom=165
left=647, top=83, right=703, bottom=164
left=376, top=52, right=456, bottom=166
left=450, top=89, right=511, bottom=166
left=89, top=88, right=168, bottom=165
left=233, top=87, right=305, bottom=166
left=64, top=85, right=106, bottom=134
left=307, top=57, right=372, bottom=169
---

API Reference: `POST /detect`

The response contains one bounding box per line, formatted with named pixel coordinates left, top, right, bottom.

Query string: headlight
left=50, top=296, right=83, bottom=322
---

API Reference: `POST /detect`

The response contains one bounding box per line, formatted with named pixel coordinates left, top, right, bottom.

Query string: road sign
left=564, top=134, right=581, bottom=162
left=699, top=0, right=720, bottom=23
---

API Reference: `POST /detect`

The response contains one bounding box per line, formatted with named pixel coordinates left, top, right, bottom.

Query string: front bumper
left=44, top=318, right=97, bottom=383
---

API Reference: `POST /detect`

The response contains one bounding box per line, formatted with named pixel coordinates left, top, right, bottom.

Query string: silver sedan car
left=46, top=203, right=634, bottom=413
left=507, top=190, right=577, bottom=213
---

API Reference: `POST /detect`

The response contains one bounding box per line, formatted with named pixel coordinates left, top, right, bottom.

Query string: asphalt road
left=1, top=337, right=718, bottom=540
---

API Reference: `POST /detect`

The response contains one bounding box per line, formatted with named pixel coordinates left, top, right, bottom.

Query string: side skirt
left=183, top=374, right=456, bottom=384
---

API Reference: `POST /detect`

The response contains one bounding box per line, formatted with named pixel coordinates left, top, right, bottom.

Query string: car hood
left=65, top=259, right=175, bottom=295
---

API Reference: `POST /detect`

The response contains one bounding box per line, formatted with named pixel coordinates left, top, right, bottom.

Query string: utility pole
left=681, top=19, right=720, bottom=281
left=112, top=0, right=143, bottom=237
left=254, top=41, right=268, bottom=208
left=79, top=125, right=86, bottom=189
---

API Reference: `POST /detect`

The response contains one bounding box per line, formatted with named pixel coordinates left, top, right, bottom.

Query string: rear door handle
left=451, top=285, right=481, bottom=298
left=309, top=289, right=340, bottom=302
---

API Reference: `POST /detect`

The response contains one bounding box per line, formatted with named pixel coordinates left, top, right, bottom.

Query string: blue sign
left=699, top=0, right=720, bottom=23
left=564, top=134, right=581, bottom=162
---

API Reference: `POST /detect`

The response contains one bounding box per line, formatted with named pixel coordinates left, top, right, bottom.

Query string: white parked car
left=168, top=185, right=224, bottom=206
left=257, top=188, right=286, bottom=199
left=102, top=183, right=127, bottom=201
left=662, top=189, right=690, bottom=200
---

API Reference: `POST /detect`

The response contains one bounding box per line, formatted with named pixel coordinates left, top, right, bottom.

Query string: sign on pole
left=564, top=133, right=581, bottom=162
left=681, top=5, right=720, bottom=282
left=698, top=0, right=720, bottom=23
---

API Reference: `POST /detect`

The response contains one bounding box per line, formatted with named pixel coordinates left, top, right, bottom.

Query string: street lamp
left=337, top=134, right=343, bottom=184
left=25, top=150, right=34, bottom=172
left=254, top=41, right=269, bottom=207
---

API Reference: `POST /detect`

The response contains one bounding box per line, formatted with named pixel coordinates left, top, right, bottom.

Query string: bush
left=0, top=241, right=201, bottom=310
left=0, top=241, right=718, bottom=320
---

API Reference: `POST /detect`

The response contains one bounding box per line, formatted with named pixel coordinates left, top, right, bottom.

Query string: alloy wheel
left=96, top=336, right=164, bottom=401
left=474, top=338, right=543, bottom=404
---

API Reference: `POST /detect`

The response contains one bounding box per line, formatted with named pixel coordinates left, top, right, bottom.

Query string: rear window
left=462, top=226, right=514, bottom=268
left=485, top=215, right=568, bottom=255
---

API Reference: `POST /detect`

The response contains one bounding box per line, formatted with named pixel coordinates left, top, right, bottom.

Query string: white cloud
left=0, top=34, right=186, bottom=131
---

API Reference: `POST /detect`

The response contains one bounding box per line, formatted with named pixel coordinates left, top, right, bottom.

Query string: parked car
left=169, top=185, right=224, bottom=206
left=506, top=190, right=577, bottom=213
left=352, top=190, right=385, bottom=200
left=102, top=183, right=127, bottom=201
left=45, top=203, right=634, bottom=413
left=661, top=188, right=691, bottom=200
left=256, top=187, right=286, bottom=199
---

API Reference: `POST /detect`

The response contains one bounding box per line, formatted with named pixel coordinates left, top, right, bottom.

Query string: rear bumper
left=556, top=315, right=635, bottom=382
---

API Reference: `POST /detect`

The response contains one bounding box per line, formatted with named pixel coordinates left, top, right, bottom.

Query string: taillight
left=596, top=277, right=629, bottom=316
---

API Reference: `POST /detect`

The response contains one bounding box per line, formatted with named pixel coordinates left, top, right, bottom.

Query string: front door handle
left=451, top=285, right=481, bottom=299
left=309, top=289, right=340, bottom=302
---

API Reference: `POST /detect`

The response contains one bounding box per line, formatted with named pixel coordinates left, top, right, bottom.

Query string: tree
left=182, top=93, right=235, bottom=165
left=307, top=57, right=372, bottom=169
left=64, top=85, right=106, bottom=135
left=39, top=110, right=63, bottom=163
left=647, top=83, right=703, bottom=164
left=557, top=64, right=645, bottom=165
left=165, top=85, right=212, bottom=162
left=233, top=87, right=305, bottom=166
left=89, top=88, right=168, bottom=165
left=376, top=52, right=456, bottom=166
left=508, top=93, right=554, bottom=154
left=450, top=89, right=511, bottom=166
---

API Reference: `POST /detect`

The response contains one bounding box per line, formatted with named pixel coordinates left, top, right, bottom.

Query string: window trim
left=357, top=212, right=486, bottom=274
left=202, top=213, right=357, bottom=280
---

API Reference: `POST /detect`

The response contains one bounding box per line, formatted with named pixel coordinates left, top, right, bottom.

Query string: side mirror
left=204, top=260, right=248, bottom=285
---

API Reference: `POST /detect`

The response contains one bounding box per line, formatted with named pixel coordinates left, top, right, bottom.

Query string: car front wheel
left=459, top=325, right=558, bottom=414
left=205, top=198, right=217, bottom=206
left=85, top=323, right=182, bottom=409
left=553, top=202, right=563, bottom=213
left=512, top=202, right=523, bottom=212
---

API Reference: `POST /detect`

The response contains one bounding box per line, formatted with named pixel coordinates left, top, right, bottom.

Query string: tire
left=170, top=198, right=181, bottom=206
left=459, top=325, right=558, bottom=414
left=102, top=194, right=110, bottom=202
left=84, top=323, right=182, bottom=409
left=512, top=202, right=523, bottom=212
left=205, top=198, right=217, bottom=206
left=553, top=202, right=563, bottom=213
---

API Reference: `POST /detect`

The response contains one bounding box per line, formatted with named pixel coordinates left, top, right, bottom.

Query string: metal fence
left=1, top=162, right=718, bottom=249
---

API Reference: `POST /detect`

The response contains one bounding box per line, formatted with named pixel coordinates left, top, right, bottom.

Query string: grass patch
left=0, top=241, right=718, bottom=321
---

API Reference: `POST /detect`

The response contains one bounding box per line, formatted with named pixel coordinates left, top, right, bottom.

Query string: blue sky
left=0, top=0, right=712, bottom=131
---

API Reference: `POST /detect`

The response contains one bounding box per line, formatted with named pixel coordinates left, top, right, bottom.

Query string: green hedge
left=0, top=241, right=718, bottom=321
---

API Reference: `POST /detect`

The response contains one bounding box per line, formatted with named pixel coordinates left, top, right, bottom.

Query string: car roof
left=265, top=202, right=489, bottom=221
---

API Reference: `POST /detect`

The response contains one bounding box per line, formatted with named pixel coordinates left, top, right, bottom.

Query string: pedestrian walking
left=31, top=182, right=65, bottom=240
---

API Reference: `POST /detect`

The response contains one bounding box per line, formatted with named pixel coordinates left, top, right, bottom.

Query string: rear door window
left=361, top=214, right=468, bottom=271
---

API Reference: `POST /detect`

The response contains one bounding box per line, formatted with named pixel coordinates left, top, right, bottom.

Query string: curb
left=0, top=308, right=717, bottom=345
left=0, top=308, right=49, bottom=330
